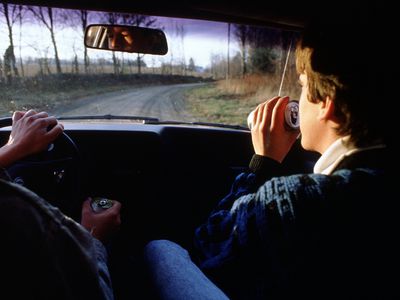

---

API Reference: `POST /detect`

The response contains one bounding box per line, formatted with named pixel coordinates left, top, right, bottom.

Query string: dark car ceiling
left=3, top=0, right=374, bottom=30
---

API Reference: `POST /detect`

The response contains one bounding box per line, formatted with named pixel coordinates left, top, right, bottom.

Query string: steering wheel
left=0, top=117, right=83, bottom=220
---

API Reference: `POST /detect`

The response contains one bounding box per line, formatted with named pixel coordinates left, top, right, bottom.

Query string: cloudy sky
left=0, top=8, right=239, bottom=68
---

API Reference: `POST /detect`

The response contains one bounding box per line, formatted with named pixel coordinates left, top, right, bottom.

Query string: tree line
left=0, top=3, right=297, bottom=84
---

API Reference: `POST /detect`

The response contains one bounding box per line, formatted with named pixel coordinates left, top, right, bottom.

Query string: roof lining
left=4, top=0, right=308, bottom=30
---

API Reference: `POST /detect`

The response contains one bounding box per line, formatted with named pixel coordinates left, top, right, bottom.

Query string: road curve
left=53, top=83, right=205, bottom=122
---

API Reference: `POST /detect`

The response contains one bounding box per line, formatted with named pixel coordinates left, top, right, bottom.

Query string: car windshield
left=0, top=3, right=300, bottom=127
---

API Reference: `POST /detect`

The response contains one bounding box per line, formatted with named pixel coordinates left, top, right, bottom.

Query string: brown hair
left=295, top=21, right=385, bottom=147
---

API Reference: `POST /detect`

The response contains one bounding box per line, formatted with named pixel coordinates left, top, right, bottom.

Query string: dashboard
left=0, top=122, right=318, bottom=251
left=0, top=121, right=320, bottom=299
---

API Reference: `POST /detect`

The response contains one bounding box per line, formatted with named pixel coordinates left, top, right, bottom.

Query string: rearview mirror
left=84, top=24, right=168, bottom=55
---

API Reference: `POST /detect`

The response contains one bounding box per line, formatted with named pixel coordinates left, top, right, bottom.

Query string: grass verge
left=184, top=74, right=301, bottom=127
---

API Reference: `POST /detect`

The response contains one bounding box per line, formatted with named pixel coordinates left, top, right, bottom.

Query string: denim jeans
left=144, top=240, right=229, bottom=300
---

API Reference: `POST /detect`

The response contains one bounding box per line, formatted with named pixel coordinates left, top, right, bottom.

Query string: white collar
left=313, top=136, right=354, bottom=174
left=313, top=136, right=386, bottom=174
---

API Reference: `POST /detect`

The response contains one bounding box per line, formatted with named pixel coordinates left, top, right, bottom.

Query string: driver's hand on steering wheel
left=81, top=198, right=122, bottom=243
left=0, top=110, right=64, bottom=168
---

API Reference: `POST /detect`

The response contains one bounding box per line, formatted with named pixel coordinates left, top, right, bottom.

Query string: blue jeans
left=144, top=240, right=229, bottom=300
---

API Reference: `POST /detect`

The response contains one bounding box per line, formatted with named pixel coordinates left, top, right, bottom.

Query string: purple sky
left=0, top=7, right=239, bottom=68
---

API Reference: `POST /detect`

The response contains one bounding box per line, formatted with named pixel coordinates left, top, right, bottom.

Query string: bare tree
left=150, top=57, right=156, bottom=74
left=233, top=24, right=249, bottom=78
left=100, top=11, right=122, bottom=74
left=210, top=53, right=226, bottom=79
left=77, top=10, right=90, bottom=73
left=28, top=6, right=62, bottom=74
left=28, top=43, right=51, bottom=76
left=3, top=46, right=15, bottom=83
left=64, top=9, right=91, bottom=73
left=230, top=52, right=244, bottom=78
left=0, top=58, right=3, bottom=81
left=175, top=22, right=186, bottom=75
left=1, top=3, right=21, bottom=79
left=17, top=5, right=25, bottom=77
left=97, top=58, right=106, bottom=74
left=121, top=13, right=157, bottom=74
left=72, top=44, right=79, bottom=73
left=226, top=23, right=231, bottom=80
left=188, top=57, right=195, bottom=75
left=166, top=20, right=177, bottom=75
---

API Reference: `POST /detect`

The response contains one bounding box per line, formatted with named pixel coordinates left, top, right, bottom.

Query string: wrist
left=0, top=144, right=24, bottom=167
left=254, top=151, right=283, bottom=163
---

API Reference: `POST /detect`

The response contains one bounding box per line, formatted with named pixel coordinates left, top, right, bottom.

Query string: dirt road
left=53, top=83, right=204, bottom=121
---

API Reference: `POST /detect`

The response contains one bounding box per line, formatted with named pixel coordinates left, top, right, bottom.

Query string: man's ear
left=317, top=97, right=335, bottom=121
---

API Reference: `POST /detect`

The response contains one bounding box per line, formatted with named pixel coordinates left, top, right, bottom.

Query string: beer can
left=90, top=197, right=113, bottom=213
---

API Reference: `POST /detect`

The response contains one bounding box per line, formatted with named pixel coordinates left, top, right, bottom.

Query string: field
left=184, top=73, right=301, bottom=127
left=0, top=69, right=300, bottom=128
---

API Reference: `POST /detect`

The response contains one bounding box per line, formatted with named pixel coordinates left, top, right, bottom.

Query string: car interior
left=1, top=1, right=383, bottom=298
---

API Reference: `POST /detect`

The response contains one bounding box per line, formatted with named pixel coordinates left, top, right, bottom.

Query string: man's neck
left=315, top=129, right=341, bottom=155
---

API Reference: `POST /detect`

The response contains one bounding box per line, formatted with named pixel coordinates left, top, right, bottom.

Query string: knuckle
left=26, top=109, right=37, bottom=116
left=25, top=115, right=35, bottom=124
left=36, top=118, right=47, bottom=127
